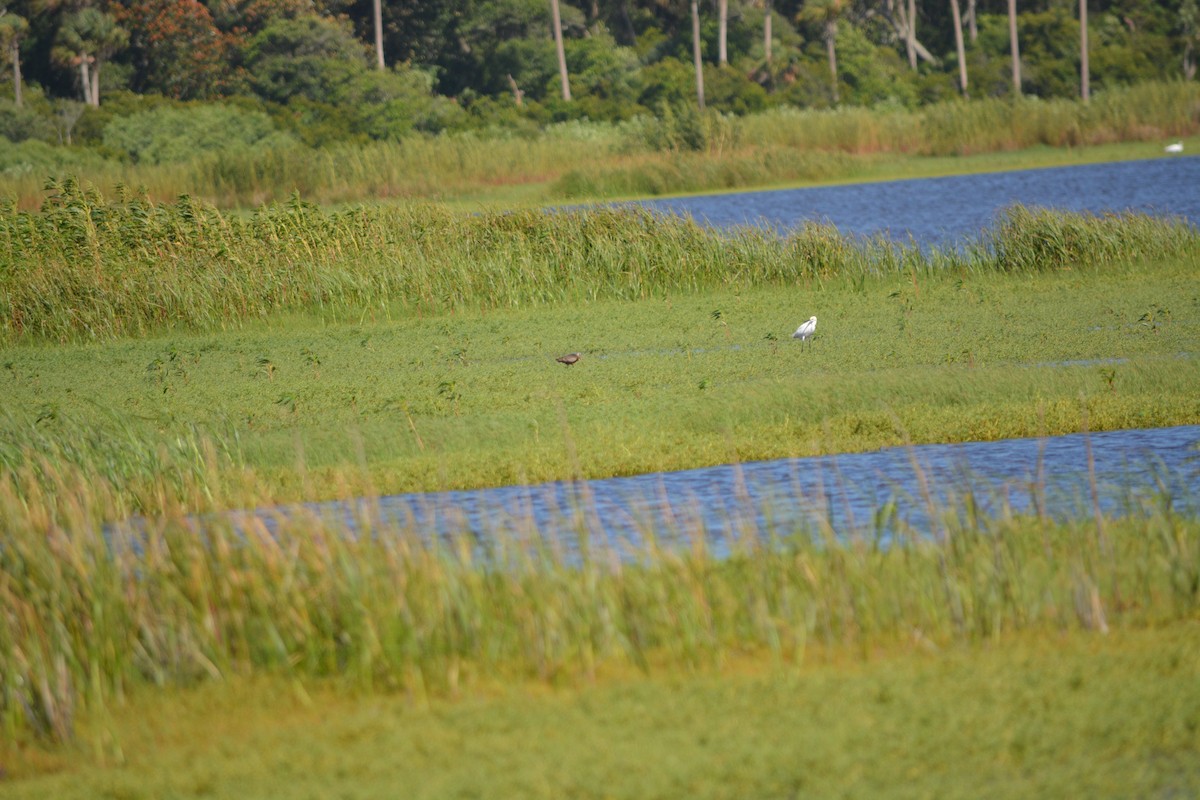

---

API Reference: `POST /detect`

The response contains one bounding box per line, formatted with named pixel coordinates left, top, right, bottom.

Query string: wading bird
left=792, top=316, right=817, bottom=348
left=1165, top=141, right=1184, bottom=154
left=556, top=352, right=582, bottom=365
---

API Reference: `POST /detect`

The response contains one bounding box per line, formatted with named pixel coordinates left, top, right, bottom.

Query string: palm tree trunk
left=763, top=0, right=772, bottom=64
left=907, top=0, right=918, bottom=70
left=616, top=0, right=637, bottom=45
left=1008, top=0, right=1020, bottom=94
left=10, top=41, right=21, bottom=107
left=78, top=57, right=91, bottom=105
left=825, top=19, right=838, bottom=104
left=692, top=0, right=705, bottom=109
left=718, top=0, right=728, bottom=64
left=966, top=0, right=977, bottom=41
left=551, top=0, right=571, bottom=100
left=950, top=0, right=967, bottom=97
left=90, top=58, right=100, bottom=106
left=373, top=0, right=384, bottom=69
left=1079, top=0, right=1089, bottom=101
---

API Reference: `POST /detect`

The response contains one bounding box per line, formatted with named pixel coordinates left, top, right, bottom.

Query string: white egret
left=556, top=352, right=582, bottom=365
left=792, top=316, right=817, bottom=348
left=1165, top=141, right=1184, bottom=154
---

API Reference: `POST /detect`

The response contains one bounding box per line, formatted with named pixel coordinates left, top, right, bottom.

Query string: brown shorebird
left=556, top=352, right=582, bottom=366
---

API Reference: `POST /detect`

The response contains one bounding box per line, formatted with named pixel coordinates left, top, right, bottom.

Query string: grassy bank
left=3, top=81, right=1197, bottom=210
left=5, top=624, right=1199, bottom=798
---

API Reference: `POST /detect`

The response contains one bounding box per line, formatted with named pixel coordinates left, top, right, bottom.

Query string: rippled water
left=632, top=155, right=1200, bottom=247
left=269, top=426, right=1200, bottom=556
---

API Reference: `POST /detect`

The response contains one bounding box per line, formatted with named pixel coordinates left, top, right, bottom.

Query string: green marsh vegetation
left=4, top=81, right=1198, bottom=210
left=2, top=181, right=1199, bottom=789
left=2, top=180, right=1198, bottom=498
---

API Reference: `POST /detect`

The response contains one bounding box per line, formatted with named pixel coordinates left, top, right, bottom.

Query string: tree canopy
left=0, top=0, right=1195, bottom=147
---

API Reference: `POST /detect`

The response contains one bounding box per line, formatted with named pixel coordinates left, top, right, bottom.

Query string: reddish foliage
left=116, top=0, right=237, bottom=99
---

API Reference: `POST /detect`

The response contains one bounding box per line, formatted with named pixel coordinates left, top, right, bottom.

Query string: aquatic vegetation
left=2, top=179, right=1196, bottom=344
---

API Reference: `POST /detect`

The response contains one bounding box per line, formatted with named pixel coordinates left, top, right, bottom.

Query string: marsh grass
left=3, top=179, right=1197, bottom=344
left=3, top=437, right=1199, bottom=745
left=2, top=233, right=1197, bottom=501
left=2, top=82, right=1196, bottom=209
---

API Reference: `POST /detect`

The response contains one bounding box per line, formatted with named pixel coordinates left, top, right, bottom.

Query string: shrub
left=102, top=104, right=297, bottom=164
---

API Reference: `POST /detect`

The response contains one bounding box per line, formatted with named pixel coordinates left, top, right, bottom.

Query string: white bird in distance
left=792, top=316, right=817, bottom=348
left=1165, top=141, right=1184, bottom=154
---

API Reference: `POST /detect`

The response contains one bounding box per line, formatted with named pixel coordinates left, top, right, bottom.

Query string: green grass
left=3, top=238, right=1198, bottom=501
left=4, top=624, right=1199, bottom=798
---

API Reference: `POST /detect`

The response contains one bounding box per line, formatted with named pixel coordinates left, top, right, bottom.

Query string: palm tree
left=719, top=0, right=728, bottom=64
left=1079, top=0, right=1089, bottom=101
left=691, top=0, right=705, bottom=109
left=1183, top=0, right=1198, bottom=79
left=949, top=0, right=967, bottom=96
left=800, top=0, right=846, bottom=105
left=0, top=10, right=27, bottom=107
left=53, top=7, right=127, bottom=107
left=1008, top=0, right=1020, bottom=93
left=885, top=0, right=938, bottom=68
left=551, top=0, right=571, bottom=100
left=373, top=0, right=384, bottom=69
left=763, top=0, right=773, bottom=64
left=907, top=0, right=918, bottom=69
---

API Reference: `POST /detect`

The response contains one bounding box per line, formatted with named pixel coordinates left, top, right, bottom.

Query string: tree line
left=1, top=0, right=1197, bottom=146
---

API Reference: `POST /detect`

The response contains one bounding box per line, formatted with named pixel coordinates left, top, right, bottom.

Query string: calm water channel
left=631, top=154, right=1200, bottom=247
left=261, top=159, right=1199, bottom=552
left=270, top=426, right=1200, bottom=555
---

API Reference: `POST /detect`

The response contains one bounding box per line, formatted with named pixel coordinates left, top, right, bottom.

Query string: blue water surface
left=629, top=155, right=1200, bottom=248
left=242, top=425, right=1200, bottom=558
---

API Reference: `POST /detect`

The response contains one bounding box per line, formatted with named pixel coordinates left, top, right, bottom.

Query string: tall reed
left=1, top=82, right=1196, bottom=209
left=3, top=179, right=1195, bottom=344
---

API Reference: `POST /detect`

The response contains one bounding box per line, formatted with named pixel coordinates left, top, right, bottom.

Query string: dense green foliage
left=6, top=0, right=1198, bottom=117
left=2, top=0, right=1198, bottom=207
left=2, top=80, right=1195, bottom=210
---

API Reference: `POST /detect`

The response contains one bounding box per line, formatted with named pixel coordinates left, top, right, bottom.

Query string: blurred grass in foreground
left=3, top=573, right=1198, bottom=797
left=3, top=433, right=1199, bottom=746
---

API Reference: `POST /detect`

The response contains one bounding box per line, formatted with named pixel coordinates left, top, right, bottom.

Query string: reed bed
left=3, top=179, right=1196, bottom=344
left=3, top=441, right=1198, bottom=744
left=2, top=82, right=1196, bottom=209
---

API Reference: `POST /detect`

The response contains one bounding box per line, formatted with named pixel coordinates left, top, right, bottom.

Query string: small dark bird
left=556, top=352, right=582, bottom=365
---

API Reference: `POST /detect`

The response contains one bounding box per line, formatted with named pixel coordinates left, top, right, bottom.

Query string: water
left=629, top=156, right=1200, bottom=248
left=258, top=425, right=1200, bottom=557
